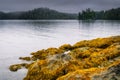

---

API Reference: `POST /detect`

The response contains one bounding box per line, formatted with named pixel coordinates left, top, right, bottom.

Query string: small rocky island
left=9, top=36, right=120, bottom=80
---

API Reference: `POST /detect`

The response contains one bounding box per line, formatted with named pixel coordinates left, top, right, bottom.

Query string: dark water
left=0, top=20, right=120, bottom=80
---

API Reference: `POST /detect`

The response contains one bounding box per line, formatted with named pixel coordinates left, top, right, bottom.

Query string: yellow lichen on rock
left=9, top=63, right=30, bottom=71
left=59, top=44, right=73, bottom=51
left=19, top=57, right=31, bottom=61
left=9, top=64, right=22, bottom=71
left=73, top=36, right=120, bottom=48
left=9, top=36, right=120, bottom=80
left=57, top=68, right=106, bottom=80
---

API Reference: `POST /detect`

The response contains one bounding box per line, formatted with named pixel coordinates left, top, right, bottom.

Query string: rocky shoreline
left=9, top=36, right=120, bottom=80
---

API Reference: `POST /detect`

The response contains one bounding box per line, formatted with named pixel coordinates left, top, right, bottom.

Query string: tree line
left=0, top=8, right=77, bottom=20
left=78, top=7, right=120, bottom=20
left=0, top=7, right=119, bottom=20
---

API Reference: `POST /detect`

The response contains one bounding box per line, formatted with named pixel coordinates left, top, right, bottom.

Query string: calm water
left=0, top=20, right=120, bottom=80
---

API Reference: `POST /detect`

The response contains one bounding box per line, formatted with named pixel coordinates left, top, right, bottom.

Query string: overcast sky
left=0, top=0, right=120, bottom=13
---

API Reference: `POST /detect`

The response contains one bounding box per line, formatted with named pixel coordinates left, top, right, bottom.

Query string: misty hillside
left=0, top=8, right=77, bottom=20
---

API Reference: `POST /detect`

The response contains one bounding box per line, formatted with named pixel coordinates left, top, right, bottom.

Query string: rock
left=9, top=36, right=120, bottom=80
left=19, top=57, right=31, bottom=61
left=9, top=64, right=22, bottom=71
left=21, top=63, right=30, bottom=69
left=92, top=62, right=120, bottom=80
left=57, top=62, right=120, bottom=80
left=9, top=63, right=30, bottom=71
left=59, top=44, right=73, bottom=51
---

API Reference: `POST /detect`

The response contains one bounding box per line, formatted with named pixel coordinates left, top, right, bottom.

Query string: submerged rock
left=9, top=36, right=120, bottom=80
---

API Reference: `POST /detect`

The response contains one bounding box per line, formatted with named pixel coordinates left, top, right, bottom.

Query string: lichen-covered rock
left=21, top=63, right=30, bottom=69
left=9, top=36, right=120, bottom=80
left=19, top=57, right=31, bottom=61
left=73, top=36, right=120, bottom=48
left=57, top=68, right=105, bottom=80
left=30, top=48, right=64, bottom=60
left=59, top=44, right=73, bottom=51
left=9, top=64, right=22, bottom=71
left=92, top=61, right=120, bottom=80
left=9, top=63, right=30, bottom=71
left=57, top=61, right=120, bottom=80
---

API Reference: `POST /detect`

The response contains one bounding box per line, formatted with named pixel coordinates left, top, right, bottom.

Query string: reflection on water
left=78, top=20, right=120, bottom=38
left=0, top=20, right=120, bottom=80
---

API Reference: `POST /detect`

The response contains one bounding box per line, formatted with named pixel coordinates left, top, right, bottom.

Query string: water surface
left=0, top=20, right=120, bottom=80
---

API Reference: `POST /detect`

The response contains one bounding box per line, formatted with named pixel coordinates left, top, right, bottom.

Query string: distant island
left=0, top=8, right=77, bottom=20
left=78, top=7, right=120, bottom=20
left=0, top=7, right=120, bottom=20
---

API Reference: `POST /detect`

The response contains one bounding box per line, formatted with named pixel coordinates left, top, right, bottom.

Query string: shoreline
left=9, top=35, right=120, bottom=80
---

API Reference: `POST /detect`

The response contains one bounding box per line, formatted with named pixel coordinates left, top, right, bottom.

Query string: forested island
left=0, top=7, right=120, bottom=20
left=78, top=7, right=120, bottom=20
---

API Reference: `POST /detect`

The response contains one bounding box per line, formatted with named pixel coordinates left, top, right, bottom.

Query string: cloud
left=0, top=0, right=120, bottom=13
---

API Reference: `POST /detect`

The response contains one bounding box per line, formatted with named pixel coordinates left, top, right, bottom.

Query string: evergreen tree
left=78, top=7, right=120, bottom=20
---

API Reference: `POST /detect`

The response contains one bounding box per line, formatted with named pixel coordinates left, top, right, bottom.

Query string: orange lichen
left=9, top=63, right=30, bottom=71
left=57, top=68, right=106, bottom=80
left=73, top=36, right=120, bottom=48
left=9, top=64, right=22, bottom=71
left=19, top=57, right=31, bottom=61
left=9, top=36, right=120, bottom=80
left=59, top=44, right=73, bottom=51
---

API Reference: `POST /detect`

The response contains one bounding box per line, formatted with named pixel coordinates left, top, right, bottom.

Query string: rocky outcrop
left=9, top=63, right=30, bottom=71
left=19, top=57, right=31, bottom=61
left=9, top=36, right=120, bottom=80
left=57, top=62, right=120, bottom=80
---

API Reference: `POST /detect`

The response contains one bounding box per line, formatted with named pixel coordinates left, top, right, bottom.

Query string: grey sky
left=0, top=0, right=120, bottom=13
